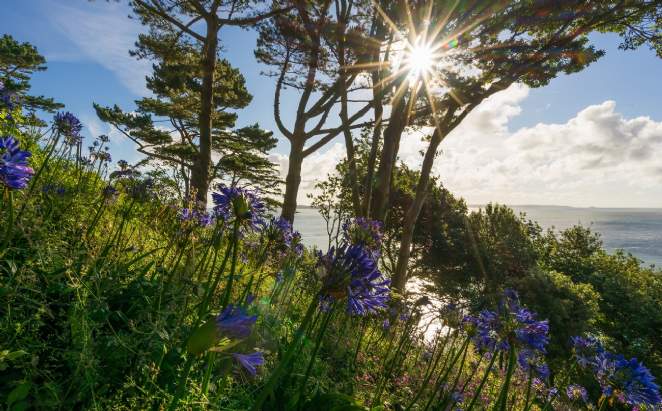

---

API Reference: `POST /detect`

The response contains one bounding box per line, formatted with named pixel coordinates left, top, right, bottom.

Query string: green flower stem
left=2, top=189, right=13, bottom=250
left=422, top=337, right=470, bottom=411
left=466, top=351, right=498, bottom=411
left=16, top=130, right=60, bottom=220
left=201, top=351, right=215, bottom=396
left=166, top=355, right=195, bottom=411
left=523, top=368, right=534, bottom=411
left=297, top=307, right=335, bottom=398
left=493, top=345, right=517, bottom=411
left=220, top=219, right=240, bottom=310
left=251, top=295, right=319, bottom=411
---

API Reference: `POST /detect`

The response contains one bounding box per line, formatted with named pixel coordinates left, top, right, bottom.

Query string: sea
left=292, top=205, right=662, bottom=268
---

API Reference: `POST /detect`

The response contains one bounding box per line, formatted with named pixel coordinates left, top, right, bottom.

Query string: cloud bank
left=275, top=84, right=662, bottom=208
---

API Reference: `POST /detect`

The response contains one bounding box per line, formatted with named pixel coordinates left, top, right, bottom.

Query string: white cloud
left=274, top=84, right=662, bottom=207
left=47, top=1, right=150, bottom=95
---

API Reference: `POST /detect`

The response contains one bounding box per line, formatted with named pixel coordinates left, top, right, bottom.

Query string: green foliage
left=0, top=34, right=63, bottom=121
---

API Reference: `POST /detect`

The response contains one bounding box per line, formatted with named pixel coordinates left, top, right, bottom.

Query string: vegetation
left=2, top=1, right=662, bottom=410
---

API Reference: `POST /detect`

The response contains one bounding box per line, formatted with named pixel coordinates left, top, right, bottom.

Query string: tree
left=128, top=0, right=289, bottom=205
left=0, top=34, right=63, bottom=125
left=95, top=37, right=279, bottom=202
left=255, top=0, right=379, bottom=222
left=539, top=227, right=662, bottom=377
left=351, top=0, right=662, bottom=294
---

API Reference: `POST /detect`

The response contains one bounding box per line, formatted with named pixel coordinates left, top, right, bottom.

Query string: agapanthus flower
left=232, top=351, right=265, bottom=376
left=102, top=184, right=118, bottom=200
left=54, top=112, right=83, bottom=144
left=127, top=177, right=154, bottom=201
left=212, top=184, right=265, bottom=230
left=382, top=319, right=390, bottom=330
left=316, top=243, right=390, bottom=316
left=42, top=184, right=66, bottom=196
left=215, top=305, right=257, bottom=340
left=342, top=217, right=383, bottom=254
left=0, top=136, right=34, bottom=189
left=566, top=384, right=588, bottom=402
left=291, top=231, right=304, bottom=256
left=451, top=391, right=464, bottom=404
left=572, top=334, right=661, bottom=407
left=594, top=352, right=661, bottom=407
left=571, top=335, right=604, bottom=368
left=514, top=308, right=549, bottom=352
left=518, top=349, right=550, bottom=379
left=267, top=216, right=294, bottom=245
left=178, top=207, right=213, bottom=227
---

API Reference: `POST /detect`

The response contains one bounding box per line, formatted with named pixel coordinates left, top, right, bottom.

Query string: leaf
left=186, top=319, right=219, bottom=355
left=7, top=382, right=31, bottom=407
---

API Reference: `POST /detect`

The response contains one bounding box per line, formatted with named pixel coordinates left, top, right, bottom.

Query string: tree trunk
left=191, top=17, right=218, bottom=207
left=391, top=132, right=442, bottom=294
left=370, top=94, right=408, bottom=221
left=281, top=136, right=305, bottom=223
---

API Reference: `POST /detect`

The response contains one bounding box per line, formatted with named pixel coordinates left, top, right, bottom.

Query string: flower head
left=595, top=352, right=661, bottom=407
left=566, top=384, right=588, bottom=403
left=316, top=243, right=390, bottom=316
left=215, top=305, right=257, bottom=340
left=342, top=217, right=383, bottom=254
left=212, top=184, right=266, bottom=230
left=54, top=112, right=83, bottom=144
left=232, top=351, right=264, bottom=376
left=0, top=136, right=34, bottom=189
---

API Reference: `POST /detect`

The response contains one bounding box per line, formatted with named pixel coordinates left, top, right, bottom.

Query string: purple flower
left=212, top=184, right=265, bottom=230
left=571, top=335, right=604, bottom=368
left=566, top=384, right=588, bottom=402
left=451, top=391, right=464, bottom=404
left=0, top=136, right=34, bottom=190
left=54, top=112, right=83, bottom=144
left=232, top=351, right=264, bottom=376
left=342, top=217, right=383, bottom=254
left=317, top=243, right=390, bottom=316
left=215, top=305, right=257, bottom=340
left=595, top=352, right=661, bottom=407
left=382, top=319, right=390, bottom=330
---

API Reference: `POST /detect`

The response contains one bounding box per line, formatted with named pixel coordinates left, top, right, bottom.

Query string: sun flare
left=406, top=40, right=436, bottom=81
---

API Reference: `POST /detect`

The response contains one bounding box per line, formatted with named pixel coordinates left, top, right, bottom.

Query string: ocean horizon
left=292, top=205, right=662, bottom=267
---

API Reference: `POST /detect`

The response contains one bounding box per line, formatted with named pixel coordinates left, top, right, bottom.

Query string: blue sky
left=4, top=0, right=662, bottom=207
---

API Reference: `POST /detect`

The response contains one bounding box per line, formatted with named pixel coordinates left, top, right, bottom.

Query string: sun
left=405, top=39, right=436, bottom=81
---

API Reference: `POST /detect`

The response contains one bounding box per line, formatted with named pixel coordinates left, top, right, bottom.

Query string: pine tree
left=95, top=36, right=279, bottom=204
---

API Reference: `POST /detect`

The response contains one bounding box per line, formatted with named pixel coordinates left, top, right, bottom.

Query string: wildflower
left=572, top=334, right=661, bottom=407
left=102, top=184, right=118, bottom=200
left=594, top=352, right=661, bottom=407
left=42, top=184, right=66, bottom=196
left=382, top=319, right=390, bottom=330
left=215, top=305, right=257, bottom=340
left=342, top=217, right=383, bottom=253
left=571, top=335, right=604, bottom=368
left=518, top=349, right=550, bottom=379
left=451, top=391, right=464, bottom=404
left=212, top=184, right=265, bottom=230
left=566, top=384, right=588, bottom=403
left=291, top=231, right=304, bottom=256
left=0, top=136, right=34, bottom=189
left=232, top=351, right=265, bottom=376
left=317, top=243, right=390, bottom=316
left=267, top=216, right=294, bottom=245
left=514, top=308, right=549, bottom=352
left=54, top=112, right=83, bottom=144
left=127, top=177, right=154, bottom=201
